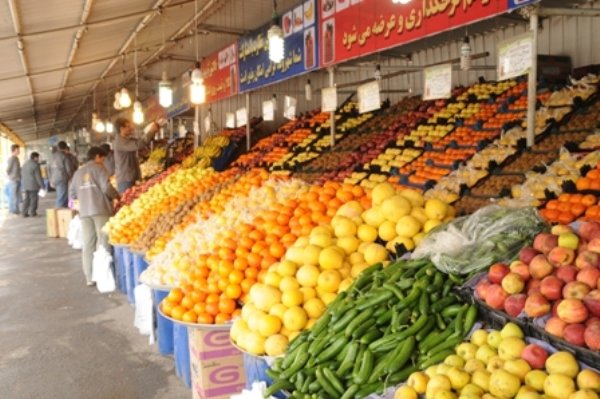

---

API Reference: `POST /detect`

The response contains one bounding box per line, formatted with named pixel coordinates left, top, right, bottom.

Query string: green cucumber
left=331, top=309, right=358, bottom=333
left=264, top=380, right=294, bottom=397
left=354, top=349, right=374, bottom=384
left=337, top=341, right=359, bottom=376
left=315, top=335, right=348, bottom=363
left=345, top=308, right=375, bottom=337
left=322, top=368, right=344, bottom=395
left=463, top=304, right=478, bottom=334
left=340, top=384, right=359, bottom=399
left=415, top=317, right=437, bottom=341
left=315, top=368, right=339, bottom=397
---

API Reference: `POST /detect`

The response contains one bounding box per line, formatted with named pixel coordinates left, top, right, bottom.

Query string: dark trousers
left=22, top=190, right=38, bottom=216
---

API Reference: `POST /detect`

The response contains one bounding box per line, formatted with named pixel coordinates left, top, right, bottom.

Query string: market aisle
left=0, top=196, right=190, bottom=399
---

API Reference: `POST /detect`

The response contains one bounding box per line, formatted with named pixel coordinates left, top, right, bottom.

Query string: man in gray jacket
left=113, top=118, right=157, bottom=193
left=49, top=141, right=76, bottom=208
left=5, top=144, right=21, bottom=215
left=21, top=152, right=43, bottom=217
left=70, top=147, right=120, bottom=286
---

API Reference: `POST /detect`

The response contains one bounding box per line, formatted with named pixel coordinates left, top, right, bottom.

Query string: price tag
left=284, top=96, right=297, bottom=120
left=262, top=100, right=275, bottom=121
left=423, top=63, right=452, bottom=101
left=357, top=81, right=380, bottom=114
left=321, top=87, right=338, bottom=112
left=204, top=115, right=211, bottom=133
left=498, top=33, right=534, bottom=81
left=225, top=112, right=235, bottom=128
left=236, top=108, right=248, bottom=128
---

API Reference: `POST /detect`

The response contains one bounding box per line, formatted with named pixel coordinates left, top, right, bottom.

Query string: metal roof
left=0, top=0, right=593, bottom=143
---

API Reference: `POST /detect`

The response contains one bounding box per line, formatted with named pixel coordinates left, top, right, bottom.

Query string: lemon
left=250, top=284, right=282, bottom=312
left=379, top=220, right=398, bottom=241
left=408, top=371, right=429, bottom=394
left=382, top=195, right=412, bottom=222
left=337, top=201, right=364, bottom=218
left=309, top=232, right=333, bottom=248
left=364, top=243, right=389, bottom=265
left=264, top=334, right=288, bottom=357
left=372, top=182, right=396, bottom=205
left=303, top=298, right=326, bottom=319
left=320, top=292, right=337, bottom=305
left=319, top=246, right=344, bottom=270
left=410, top=207, right=429, bottom=225
left=351, top=262, right=370, bottom=277
left=395, top=386, right=418, bottom=399
left=299, top=287, right=316, bottom=301
left=302, top=245, right=322, bottom=265
left=400, top=189, right=425, bottom=207
left=425, top=198, right=449, bottom=221
left=424, top=219, right=443, bottom=233
left=281, top=289, right=304, bottom=307
left=247, top=309, right=266, bottom=332
left=333, top=216, right=357, bottom=238
left=230, top=318, right=249, bottom=342
left=258, top=314, right=282, bottom=337
left=396, top=215, right=422, bottom=237
left=296, top=264, right=320, bottom=287
left=244, top=331, right=266, bottom=355
left=336, top=236, right=360, bottom=255
left=279, top=276, right=300, bottom=292
left=362, top=207, right=386, bottom=227
left=317, top=270, right=342, bottom=293
left=349, top=252, right=365, bottom=265
left=264, top=271, right=283, bottom=287
left=386, top=236, right=415, bottom=253
left=241, top=303, right=257, bottom=322
left=310, top=225, right=332, bottom=237
left=357, top=224, right=378, bottom=242
left=269, top=303, right=288, bottom=320
left=277, top=260, right=298, bottom=277
left=339, top=278, right=353, bottom=292
left=282, top=306, right=308, bottom=331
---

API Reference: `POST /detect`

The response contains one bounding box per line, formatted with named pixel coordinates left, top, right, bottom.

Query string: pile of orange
left=540, top=193, right=597, bottom=224
left=160, top=181, right=370, bottom=325
left=576, top=167, right=600, bottom=191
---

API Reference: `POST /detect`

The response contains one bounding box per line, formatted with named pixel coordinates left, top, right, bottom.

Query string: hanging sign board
left=238, top=0, right=318, bottom=92
left=357, top=81, right=380, bottom=114
left=318, top=0, right=508, bottom=67
left=225, top=112, right=236, bottom=128
left=423, top=63, right=453, bottom=101
left=262, top=100, right=275, bottom=121
left=321, top=87, right=338, bottom=112
left=284, top=96, right=298, bottom=120
left=202, top=44, right=240, bottom=103
left=236, top=108, right=248, bottom=127
left=498, top=33, right=534, bottom=81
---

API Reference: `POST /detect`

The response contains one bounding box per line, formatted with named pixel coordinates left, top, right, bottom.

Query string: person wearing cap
left=70, top=146, right=120, bottom=286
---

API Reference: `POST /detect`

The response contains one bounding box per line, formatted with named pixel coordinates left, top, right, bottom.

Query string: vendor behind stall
left=113, top=118, right=157, bottom=193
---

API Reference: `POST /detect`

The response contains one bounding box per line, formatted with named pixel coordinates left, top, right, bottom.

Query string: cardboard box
left=57, top=208, right=76, bottom=238
left=46, top=208, right=59, bottom=238
left=189, top=328, right=246, bottom=399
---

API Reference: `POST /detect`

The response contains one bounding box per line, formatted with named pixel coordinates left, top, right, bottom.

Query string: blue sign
left=238, top=0, right=318, bottom=92
left=508, top=0, right=539, bottom=9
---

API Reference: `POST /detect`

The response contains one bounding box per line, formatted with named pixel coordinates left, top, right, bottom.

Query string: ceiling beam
left=50, top=0, right=96, bottom=132
left=539, top=7, right=600, bottom=17
left=0, top=122, right=25, bottom=146
left=7, top=0, right=37, bottom=135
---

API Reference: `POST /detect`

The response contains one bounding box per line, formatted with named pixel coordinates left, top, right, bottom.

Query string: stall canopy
left=0, top=0, right=591, bottom=143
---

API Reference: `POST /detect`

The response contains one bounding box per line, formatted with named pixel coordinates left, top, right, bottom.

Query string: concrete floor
left=0, top=196, right=190, bottom=399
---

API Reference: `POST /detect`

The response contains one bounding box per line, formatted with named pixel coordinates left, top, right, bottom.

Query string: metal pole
left=328, top=67, right=336, bottom=148
left=246, top=92, right=251, bottom=151
left=526, top=6, right=539, bottom=148
left=194, top=105, right=200, bottom=149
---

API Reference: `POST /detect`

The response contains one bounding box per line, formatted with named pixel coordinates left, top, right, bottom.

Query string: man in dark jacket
left=113, top=118, right=157, bottom=193
left=5, top=144, right=21, bottom=215
left=21, top=152, right=43, bottom=217
left=70, top=147, right=120, bottom=286
left=49, top=141, right=76, bottom=208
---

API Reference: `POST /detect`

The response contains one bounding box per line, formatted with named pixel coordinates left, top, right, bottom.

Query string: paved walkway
left=0, top=196, right=190, bottom=399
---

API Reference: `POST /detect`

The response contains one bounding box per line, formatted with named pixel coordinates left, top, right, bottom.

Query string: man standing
left=70, top=147, right=120, bottom=286
left=5, top=144, right=21, bottom=215
left=49, top=141, right=76, bottom=208
left=100, top=143, right=115, bottom=177
left=21, top=152, right=43, bottom=217
left=113, top=118, right=157, bottom=193
left=65, top=145, right=80, bottom=174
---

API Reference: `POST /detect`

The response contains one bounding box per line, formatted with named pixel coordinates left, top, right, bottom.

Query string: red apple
left=476, top=279, right=492, bottom=301
left=533, top=233, right=558, bottom=254
left=527, top=279, right=543, bottom=295
left=524, top=293, right=551, bottom=318
left=548, top=247, right=576, bottom=267
left=583, top=289, right=600, bottom=317
left=504, top=294, right=527, bottom=317
left=557, top=298, right=589, bottom=324
left=540, top=275, right=564, bottom=301
left=529, top=255, right=554, bottom=279
left=579, top=221, right=600, bottom=241
left=488, top=263, right=510, bottom=284
left=521, top=344, right=549, bottom=369
left=584, top=323, right=600, bottom=350
left=556, top=265, right=578, bottom=283
left=577, top=267, right=600, bottom=289
left=545, top=316, right=568, bottom=338
left=563, top=281, right=592, bottom=299
left=575, top=251, right=600, bottom=269
left=502, top=273, right=525, bottom=295
left=519, top=246, right=539, bottom=265
left=588, top=237, right=600, bottom=254
left=586, top=317, right=600, bottom=328
left=564, top=323, right=586, bottom=346
left=485, top=284, right=509, bottom=310
left=510, top=260, right=531, bottom=282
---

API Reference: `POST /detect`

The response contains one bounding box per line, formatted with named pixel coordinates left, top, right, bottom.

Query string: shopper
left=113, top=118, right=157, bottom=193
left=49, top=141, right=76, bottom=208
left=21, top=152, right=43, bottom=217
left=5, top=144, right=21, bottom=215
left=65, top=145, right=80, bottom=174
left=100, top=143, right=115, bottom=177
left=70, top=146, right=120, bottom=286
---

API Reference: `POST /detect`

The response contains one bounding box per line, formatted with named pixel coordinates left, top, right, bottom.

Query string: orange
left=219, top=298, right=237, bottom=314
left=572, top=203, right=586, bottom=217
left=206, top=302, right=219, bottom=316
left=215, top=313, right=232, bottom=324
left=182, top=310, right=198, bottom=323
left=193, top=302, right=207, bottom=315
left=241, top=278, right=255, bottom=293
left=558, top=211, right=575, bottom=225
left=171, top=305, right=186, bottom=320
left=206, top=293, right=220, bottom=304
left=167, top=288, right=183, bottom=304
left=225, top=284, right=242, bottom=299
left=161, top=301, right=174, bottom=316
left=233, top=257, right=248, bottom=271
left=582, top=194, right=597, bottom=207
left=591, top=180, right=600, bottom=191
left=247, top=253, right=262, bottom=268
left=229, top=270, right=244, bottom=284
left=546, top=200, right=559, bottom=210
left=245, top=267, right=259, bottom=279
left=181, top=296, right=195, bottom=309
left=197, top=313, right=214, bottom=324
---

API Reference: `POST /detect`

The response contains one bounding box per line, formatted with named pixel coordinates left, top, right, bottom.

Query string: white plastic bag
left=92, top=247, right=115, bottom=293
left=67, top=215, right=82, bottom=250
left=134, top=284, right=155, bottom=340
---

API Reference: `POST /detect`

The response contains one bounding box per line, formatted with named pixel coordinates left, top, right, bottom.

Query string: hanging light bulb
left=159, top=71, right=173, bottom=108
left=119, top=87, right=132, bottom=108
left=106, top=121, right=114, bottom=133
left=114, top=91, right=122, bottom=110
left=132, top=101, right=144, bottom=125
left=305, top=79, right=312, bottom=101
left=268, top=25, right=285, bottom=63
left=461, top=36, right=472, bottom=71
left=190, top=64, right=206, bottom=105
left=95, top=119, right=106, bottom=133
